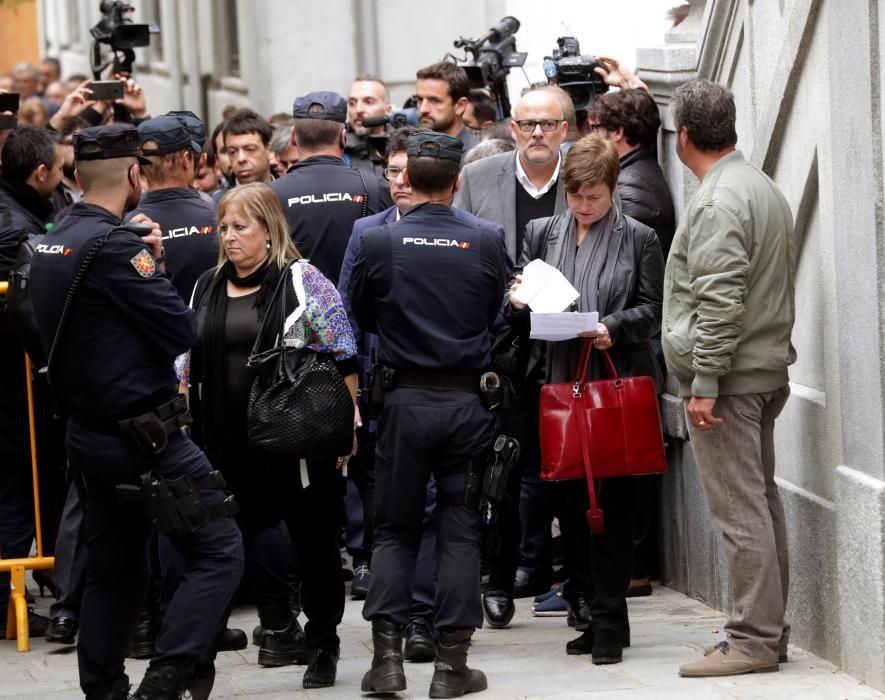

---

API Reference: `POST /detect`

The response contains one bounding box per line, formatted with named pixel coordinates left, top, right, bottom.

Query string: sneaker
left=351, top=563, right=370, bottom=600
left=533, top=582, right=563, bottom=605
left=679, top=641, right=779, bottom=677
left=531, top=590, right=568, bottom=616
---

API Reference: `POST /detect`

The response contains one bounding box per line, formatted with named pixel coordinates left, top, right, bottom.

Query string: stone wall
left=639, top=0, right=885, bottom=690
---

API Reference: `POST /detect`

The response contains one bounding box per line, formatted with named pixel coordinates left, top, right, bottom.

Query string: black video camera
left=543, top=37, right=609, bottom=113
left=450, top=16, right=527, bottom=120
left=89, top=1, right=159, bottom=79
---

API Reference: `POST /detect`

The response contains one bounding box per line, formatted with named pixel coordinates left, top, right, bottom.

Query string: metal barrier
left=0, top=279, right=55, bottom=651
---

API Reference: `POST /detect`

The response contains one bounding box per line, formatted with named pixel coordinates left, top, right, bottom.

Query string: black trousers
left=343, top=424, right=376, bottom=565
left=485, top=385, right=552, bottom=593
left=363, top=387, right=495, bottom=630
left=49, top=479, right=88, bottom=620
left=65, top=421, right=244, bottom=697
left=555, top=476, right=636, bottom=632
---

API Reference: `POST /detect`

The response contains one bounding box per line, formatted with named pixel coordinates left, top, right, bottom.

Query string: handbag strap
left=248, top=260, right=297, bottom=361
left=574, top=382, right=605, bottom=534
left=572, top=337, right=604, bottom=534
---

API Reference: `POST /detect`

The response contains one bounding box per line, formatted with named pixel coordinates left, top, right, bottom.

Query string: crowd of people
left=0, top=43, right=797, bottom=700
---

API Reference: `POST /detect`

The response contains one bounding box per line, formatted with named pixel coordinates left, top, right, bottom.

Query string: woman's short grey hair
left=270, top=124, right=293, bottom=157
left=669, top=79, right=737, bottom=151
left=463, top=138, right=516, bottom=166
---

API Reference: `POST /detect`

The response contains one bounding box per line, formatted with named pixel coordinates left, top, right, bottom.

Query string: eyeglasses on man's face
left=383, top=166, right=405, bottom=180
left=514, top=119, right=563, bottom=133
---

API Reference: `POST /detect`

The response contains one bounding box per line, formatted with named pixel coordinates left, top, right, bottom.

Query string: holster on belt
left=481, top=435, right=521, bottom=524
left=366, top=364, right=396, bottom=417
left=116, top=469, right=238, bottom=537
left=118, top=394, right=192, bottom=456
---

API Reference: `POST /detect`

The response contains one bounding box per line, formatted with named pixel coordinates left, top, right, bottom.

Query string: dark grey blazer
left=454, top=151, right=567, bottom=261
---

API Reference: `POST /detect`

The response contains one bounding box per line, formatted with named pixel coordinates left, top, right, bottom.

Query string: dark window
left=226, top=0, right=240, bottom=76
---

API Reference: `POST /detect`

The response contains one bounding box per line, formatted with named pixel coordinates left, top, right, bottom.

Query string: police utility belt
left=74, top=394, right=238, bottom=537
left=367, top=366, right=506, bottom=413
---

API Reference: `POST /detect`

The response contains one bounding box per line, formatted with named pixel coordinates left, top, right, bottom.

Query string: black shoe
left=45, top=615, right=78, bottom=644
left=190, top=663, right=215, bottom=700
left=361, top=618, right=407, bottom=693
left=351, top=562, right=371, bottom=600
left=217, top=627, right=247, bottom=652
left=482, top=591, right=515, bottom=629
left=512, top=567, right=553, bottom=599
left=626, top=579, right=653, bottom=597
left=429, top=628, right=487, bottom=699
left=303, top=647, right=339, bottom=689
left=23, top=607, right=50, bottom=637
left=566, top=623, right=631, bottom=656
left=131, top=665, right=182, bottom=700
left=565, top=594, right=591, bottom=632
left=127, top=611, right=156, bottom=660
left=252, top=624, right=263, bottom=646
left=404, top=620, right=435, bottom=662
left=590, top=626, right=625, bottom=665
left=85, top=674, right=130, bottom=700
left=257, top=622, right=309, bottom=667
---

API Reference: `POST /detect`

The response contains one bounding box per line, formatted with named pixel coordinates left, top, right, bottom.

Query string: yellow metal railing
left=0, top=279, right=55, bottom=651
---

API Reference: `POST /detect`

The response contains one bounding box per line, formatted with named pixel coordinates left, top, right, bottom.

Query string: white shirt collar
left=514, top=150, right=561, bottom=199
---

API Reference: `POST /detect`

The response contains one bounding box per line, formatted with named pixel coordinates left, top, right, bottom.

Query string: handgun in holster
left=367, top=363, right=396, bottom=417
left=481, top=435, right=521, bottom=525
left=116, top=469, right=238, bottom=537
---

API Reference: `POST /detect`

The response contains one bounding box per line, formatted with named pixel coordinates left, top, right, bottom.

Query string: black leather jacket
left=618, top=147, right=675, bottom=259
left=506, top=207, right=664, bottom=389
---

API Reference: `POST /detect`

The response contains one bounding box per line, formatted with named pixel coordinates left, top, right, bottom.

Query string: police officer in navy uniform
left=351, top=131, right=509, bottom=698
left=29, top=123, right=244, bottom=700
left=129, top=114, right=218, bottom=301
left=269, top=91, right=391, bottom=285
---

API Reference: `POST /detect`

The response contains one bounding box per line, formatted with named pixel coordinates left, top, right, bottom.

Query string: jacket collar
left=139, top=187, right=202, bottom=205
left=620, top=145, right=656, bottom=169
left=0, top=175, right=52, bottom=225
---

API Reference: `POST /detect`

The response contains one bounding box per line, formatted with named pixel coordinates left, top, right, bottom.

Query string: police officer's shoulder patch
left=130, top=249, right=156, bottom=278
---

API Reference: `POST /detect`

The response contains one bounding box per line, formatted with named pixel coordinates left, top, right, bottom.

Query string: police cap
left=74, top=123, right=152, bottom=164
left=166, top=110, right=207, bottom=152
left=292, top=91, right=347, bottom=123
left=137, top=116, right=194, bottom=156
left=406, top=130, right=463, bottom=163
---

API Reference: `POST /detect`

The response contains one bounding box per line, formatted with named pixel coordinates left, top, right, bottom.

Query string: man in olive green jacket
left=662, top=79, right=797, bottom=678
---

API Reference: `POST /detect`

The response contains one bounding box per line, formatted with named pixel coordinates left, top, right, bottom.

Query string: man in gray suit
left=455, top=89, right=568, bottom=261
left=454, top=89, right=570, bottom=628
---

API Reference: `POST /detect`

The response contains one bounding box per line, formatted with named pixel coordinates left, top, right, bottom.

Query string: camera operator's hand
left=49, top=79, right=98, bottom=131
left=594, top=56, right=649, bottom=92
left=115, top=74, right=149, bottom=120
left=130, top=214, right=164, bottom=262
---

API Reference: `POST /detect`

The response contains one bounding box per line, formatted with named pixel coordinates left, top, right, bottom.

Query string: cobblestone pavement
left=4, top=582, right=883, bottom=699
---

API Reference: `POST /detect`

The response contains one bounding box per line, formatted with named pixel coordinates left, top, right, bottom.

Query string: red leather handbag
left=539, top=339, right=666, bottom=533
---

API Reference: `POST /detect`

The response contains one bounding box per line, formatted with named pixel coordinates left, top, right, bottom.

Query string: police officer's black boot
left=361, top=618, right=407, bottom=693
left=428, top=628, right=487, bottom=699
left=84, top=674, right=130, bottom=700
left=130, top=665, right=183, bottom=700
left=127, top=609, right=157, bottom=659
left=257, top=600, right=309, bottom=667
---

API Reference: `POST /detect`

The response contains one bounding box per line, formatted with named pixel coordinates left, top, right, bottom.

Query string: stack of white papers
left=530, top=312, right=599, bottom=341
left=511, top=259, right=579, bottom=313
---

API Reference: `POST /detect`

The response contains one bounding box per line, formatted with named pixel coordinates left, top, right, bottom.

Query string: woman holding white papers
left=507, top=135, right=665, bottom=664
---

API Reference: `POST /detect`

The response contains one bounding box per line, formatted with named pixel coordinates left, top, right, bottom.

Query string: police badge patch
left=130, top=249, right=156, bottom=278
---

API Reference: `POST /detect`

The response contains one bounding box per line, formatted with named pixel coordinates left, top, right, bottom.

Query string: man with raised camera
left=270, top=91, right=387, bottom=286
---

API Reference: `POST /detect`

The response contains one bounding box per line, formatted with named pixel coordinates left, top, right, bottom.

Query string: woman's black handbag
left=247, top=261, right=354, bottom=459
